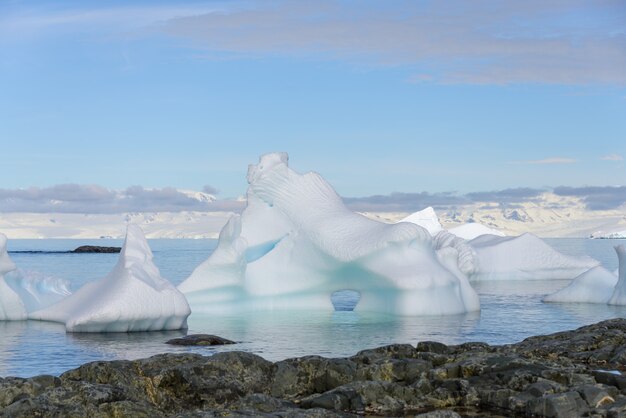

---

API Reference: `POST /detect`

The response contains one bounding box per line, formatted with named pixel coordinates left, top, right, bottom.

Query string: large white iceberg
left=398, top=207, right=443, bottom=236
left=466, top=233, right=599, bottom=281
left=30, top=225, right=191, bottom=332
left=544, top=245, right=626, bottom=305
left=179, top=153, right=480, bottom=316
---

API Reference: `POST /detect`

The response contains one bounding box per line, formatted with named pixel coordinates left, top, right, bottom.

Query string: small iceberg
left=544, top=245, right=626, bottom=305
left=179, top=153, right=480, bottom=316
left=467, top=233, right=599, bottom=281
left=1, top=234, right=71, bottom=320
left=30, top=225, right=191, bottom=332
left=0, top=233, right=26, bottom=320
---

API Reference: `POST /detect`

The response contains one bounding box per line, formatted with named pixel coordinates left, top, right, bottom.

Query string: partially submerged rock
left=166, top=334, right=236, bottom=346
left=72, top=246, right=121, bottom=253
left=5, top=319, right=626, bottom=417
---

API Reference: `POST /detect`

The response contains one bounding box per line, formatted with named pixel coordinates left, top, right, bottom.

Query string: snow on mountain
left=178, top=189, right=216, bottom=203
left=0, top=189, right=624, bottom=239
left=0, top=211, right=233, bottom=239
left=362, top=192, right=626, bottom=238
left=449, top=223, right=505, bottom=240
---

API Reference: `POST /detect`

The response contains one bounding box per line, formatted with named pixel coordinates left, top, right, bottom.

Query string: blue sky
left=1, top=0, right=625, bottom=208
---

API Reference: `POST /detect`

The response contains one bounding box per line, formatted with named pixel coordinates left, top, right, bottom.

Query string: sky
left=1, top=0, right=625, bottom=213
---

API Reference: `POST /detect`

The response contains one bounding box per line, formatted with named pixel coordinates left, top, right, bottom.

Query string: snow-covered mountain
left=362, top=192, right=626, bottom=239
left=0, top=191, right=624, bottom=239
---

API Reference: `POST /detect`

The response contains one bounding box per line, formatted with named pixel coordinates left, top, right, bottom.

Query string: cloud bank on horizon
left=1, top=184, right=625, bottom=214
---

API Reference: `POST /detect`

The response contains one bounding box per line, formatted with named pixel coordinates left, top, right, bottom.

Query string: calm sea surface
left=1, top=237, right=625, bottom=377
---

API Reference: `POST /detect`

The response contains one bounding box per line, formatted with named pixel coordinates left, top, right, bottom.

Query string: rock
left=526, top=391, right=588, bottom=417
left=5, top=319, right=626, bottom=417
left=415, top=411, right=462, bottom=418
left=71, top=245, right=121, bottom=253
left=166, top=334, right=236, bottom=346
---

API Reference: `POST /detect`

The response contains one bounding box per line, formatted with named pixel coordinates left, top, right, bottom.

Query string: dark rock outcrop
left=72, top=246, right=121, bottom=253
left=166, top=334, right=236, bottom=346
left=4, top=319, right=626, bottom=417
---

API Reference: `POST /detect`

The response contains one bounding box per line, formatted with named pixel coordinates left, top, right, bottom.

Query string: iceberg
left=1, top=234, right=73, bottom=321
left=179, top=153, right=480, bottom=316
left=30, top=225, right=191, bottom=332
left=544, top=245, right=626, bottom=305
left=608, top=245, right=626, bottom=305
left=0, top=233, right=26, bottom=320
left=448, top=223, right=505, bottom=240
left=543, top=266, right=617, bottom=304
left=398, top=207, right=443, bottom=236
left=467, top=233, right=599, bottom=281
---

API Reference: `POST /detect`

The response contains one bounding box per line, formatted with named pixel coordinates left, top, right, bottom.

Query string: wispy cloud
left=509, top=157, right=578, bottom=165
left=3, top=1, right=624, bottom=85
left=0, top=4, right=216, bottom=37
left=601, top=154, right=624, bottom=161
left=159, top=0, right=626, bottom=85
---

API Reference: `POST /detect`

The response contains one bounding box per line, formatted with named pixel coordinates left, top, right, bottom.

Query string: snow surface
left=179, top=153, right=480, bottom=316
left=448, top=223, right=505, bottom=240
left=30, top=225, right=190, bottom=332
left=398, top=207, right=443, bottom=236
left=467, top=233, right=599, bottom=281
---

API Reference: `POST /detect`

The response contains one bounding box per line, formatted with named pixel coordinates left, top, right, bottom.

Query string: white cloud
left=509, top=157, right=578, bottom=165
left=601, top=154, right=624, bottom=161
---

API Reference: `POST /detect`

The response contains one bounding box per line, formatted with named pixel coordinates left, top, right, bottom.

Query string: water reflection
left=3, top=278, right=626, bottom=378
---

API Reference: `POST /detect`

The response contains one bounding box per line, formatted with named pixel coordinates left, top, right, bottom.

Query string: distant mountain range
left=0, top=192, right=624, bottom=239
left=363, top=192, right=626, bottom=239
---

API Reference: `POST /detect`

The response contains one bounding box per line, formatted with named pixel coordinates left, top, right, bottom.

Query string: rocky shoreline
left=4, top=319, right=626, bottom=417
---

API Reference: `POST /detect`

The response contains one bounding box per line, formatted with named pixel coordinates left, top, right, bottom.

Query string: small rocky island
left=4, top=319, right=626, bottom=417
left=71, top=245, right=121, bottom=253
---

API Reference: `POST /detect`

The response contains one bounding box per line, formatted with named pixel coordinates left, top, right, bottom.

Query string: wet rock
left=417, top=341, right=450, bottom=355
left=526, top=391, right=588, bottom=417
left=415, top=411, right=462, bottom=418
left=4, top=319, right=626, bottom=416
left=166, top=334, right=236, bottom=346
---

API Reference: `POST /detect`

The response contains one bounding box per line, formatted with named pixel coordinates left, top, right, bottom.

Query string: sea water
left=1, top=238, right=625, bottom=377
